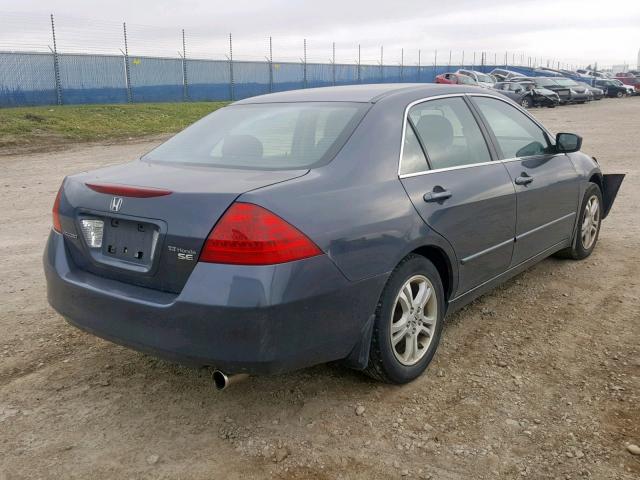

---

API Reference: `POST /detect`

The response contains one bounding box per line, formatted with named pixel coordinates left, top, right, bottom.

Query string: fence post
left=400, top=48, right=404, bottom=82
left=122, top=22, right=133, bottom=103
left=448, top=50, right=451, bottom=69
left=181, top=29, right=189, bottom=101
left=303, top=39, right=307, bottom=88
left=228, top=33, right=234, bottom=100
left=332, top=42, right=336, bottom=86
left=268, top=36, right=273, bottom=93
left=50, top=14, right=62, bottom=105
left=417, top=49, right=421, bottom=82
left=472, top=51, right=476, bottom=70
left=433, top=49, right=437, bottom=81
left=357, top=44, right=361, bottom=83
left=461, top=50, right=465, bottom=69
left=380, top=45, right=384, bottom=82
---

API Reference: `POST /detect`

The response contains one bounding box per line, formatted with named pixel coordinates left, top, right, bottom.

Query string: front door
left=399, top=96, right=516, bottom=296
left=470, top=95, right=580, bottom=265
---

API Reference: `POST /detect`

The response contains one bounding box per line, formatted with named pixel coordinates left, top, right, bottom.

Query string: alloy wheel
left=581, top=195, right=600, bottom=250
left=390, top=275, right=438, bottom=366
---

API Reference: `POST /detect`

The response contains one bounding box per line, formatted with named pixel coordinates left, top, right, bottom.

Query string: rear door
left=399, top=95, right=516, bottom=296
left=469, top=95, right=580, bottom=266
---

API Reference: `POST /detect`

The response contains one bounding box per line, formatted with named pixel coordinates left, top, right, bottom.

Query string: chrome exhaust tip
left=212, top=370, right=249, bottom=391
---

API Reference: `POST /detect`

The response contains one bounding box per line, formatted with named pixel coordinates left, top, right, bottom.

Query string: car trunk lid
left=59, top=160, right=308, bottom=293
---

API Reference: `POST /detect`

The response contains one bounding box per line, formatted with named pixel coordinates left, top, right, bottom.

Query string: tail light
left=199, top=202, right=322, bottom=265
left=52, top=186, right=63, bottom=233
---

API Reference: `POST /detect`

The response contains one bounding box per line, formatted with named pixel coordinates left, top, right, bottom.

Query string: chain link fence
left=0, top=13, right=584, bottom=107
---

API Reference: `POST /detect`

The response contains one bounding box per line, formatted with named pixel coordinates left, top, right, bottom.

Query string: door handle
left=515, top=174, right=534, bottom=186
left=423, top=189, right=452, bottom=202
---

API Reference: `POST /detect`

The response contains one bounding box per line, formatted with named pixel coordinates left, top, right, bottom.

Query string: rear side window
left=143, top=102, right=368, bottom=170
left=471, top=96, right=551, bottom=159
left=406, top=97, right=491, bottom=170
left=400, top=122, right=429, bottom=175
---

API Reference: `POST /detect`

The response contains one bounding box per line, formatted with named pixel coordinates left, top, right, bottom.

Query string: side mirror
left=556, top=133, right=582, bottom=153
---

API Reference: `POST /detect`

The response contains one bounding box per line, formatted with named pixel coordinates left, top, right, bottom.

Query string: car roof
left=233, top=83, right=490, bottom=104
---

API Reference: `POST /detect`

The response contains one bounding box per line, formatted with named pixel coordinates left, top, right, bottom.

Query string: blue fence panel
left=382, top=65, right=402, bottom=83
left=306, top=63, right=331, bottom=88
left=58, top=54, right=127, bottom=104
left=233, top=61, right=270, bottom=99
left=187, top=58, right=229, bottom=101
left=272, top=62, right=303, bottom=92
left=0, top=49, right=549, bottom=107
left=0, top=52, right=57, bottom=106
left=360, top=64, right=383, bottom=84
left=129, top=56, right=183, bottom=102
left=335, top=64, right=358, bottom=85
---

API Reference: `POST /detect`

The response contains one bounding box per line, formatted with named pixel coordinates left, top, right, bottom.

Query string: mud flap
left=342, top=314, right=375, bottom=370
left=602, top=174, right=625, bottom=218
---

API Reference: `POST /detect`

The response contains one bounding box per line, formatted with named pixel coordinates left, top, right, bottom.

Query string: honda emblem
left=110, top=196, right=123, bottom=212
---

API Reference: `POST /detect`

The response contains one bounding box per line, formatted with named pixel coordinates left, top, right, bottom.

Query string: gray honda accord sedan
left=44, top=84, right=624, bottom=385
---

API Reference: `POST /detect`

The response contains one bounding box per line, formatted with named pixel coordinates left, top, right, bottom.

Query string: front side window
left=143, top=102, right=368, bottom=170
left=407, top=97, right=491, bottom=169
left=472, top=96, right=551, bottom=159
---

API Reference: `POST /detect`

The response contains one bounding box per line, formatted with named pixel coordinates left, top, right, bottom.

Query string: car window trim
left=397, top=93, right=505, bottom=178
left=406, top=117, right=433, bottom=171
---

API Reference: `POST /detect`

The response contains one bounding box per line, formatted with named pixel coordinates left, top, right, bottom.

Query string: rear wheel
left=556, top=183, right=602, bottom=260
left=616, top=91, right=624, bottom=98
left=364, top=254, right=445, bottom=384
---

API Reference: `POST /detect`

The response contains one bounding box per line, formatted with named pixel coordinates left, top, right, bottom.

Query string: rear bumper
left=44, top=232, right=386, bottom=374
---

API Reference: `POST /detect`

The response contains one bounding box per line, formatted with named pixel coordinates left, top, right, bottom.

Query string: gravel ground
left=1, top=98, right=639, bottom=480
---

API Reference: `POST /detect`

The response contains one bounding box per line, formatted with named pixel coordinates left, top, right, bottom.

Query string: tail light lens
left=200, top=202, right=322, bottom=265
left=52, top=186, right=63, bottom=233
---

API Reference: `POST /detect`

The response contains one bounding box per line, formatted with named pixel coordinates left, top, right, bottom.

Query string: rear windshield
left=533, top=78, right=557, bottom=87
left=554, top=78, right=578, bottom=86
left=476, top=73, right=494, bottom=83
left=144, top=102, right=368, bottom=170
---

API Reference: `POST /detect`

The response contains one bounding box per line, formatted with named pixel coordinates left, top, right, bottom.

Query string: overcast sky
left=2, top=0, right=639, bottom=68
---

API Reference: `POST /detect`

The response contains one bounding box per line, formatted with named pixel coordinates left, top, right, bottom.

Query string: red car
left=435, top=72, right=478, bottom=86
left=614, top=72, right=640, bottom=94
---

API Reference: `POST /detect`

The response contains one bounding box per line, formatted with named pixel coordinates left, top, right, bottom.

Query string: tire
left=556, top=183, right=602, bottom=260
left=616, top=91, right=624, bottom=98
left=364, top=254, right=445, bottom=384
left=520, top=96, right=532, bottom=108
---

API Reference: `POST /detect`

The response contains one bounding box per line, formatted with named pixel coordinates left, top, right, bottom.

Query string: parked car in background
left=489, top=68, right=523, bottom=81
left=594, top=79, right=630, bottom=98
left=576, top=69, right=611, bottom=79
left=612, top=79, right=635, bottom=96
left=512, top=76, right=572, bottom=104
left=614, top=73, right=640, bottom=94
left=456, top=69, right=496, bottom=88
left=44, top=83, right=624, bottom=386
left=435, top=73, right=478, bottom=85
left=552, top=78, right=591, bottom=103
left=492, top=81, right=560, bottom=108
left=576, top=81, right=604, bottom=100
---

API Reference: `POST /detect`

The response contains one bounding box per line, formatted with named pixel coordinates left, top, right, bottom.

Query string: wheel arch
left=411, top=245, right=454, bottom=302
left=588, top=171, right=603, bottom=192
